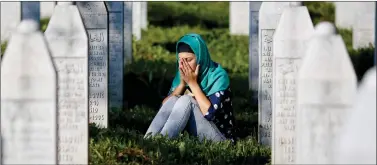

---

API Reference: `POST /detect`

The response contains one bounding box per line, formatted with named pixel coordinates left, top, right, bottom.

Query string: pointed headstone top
left=315, top=21, right=336, bottom=37
left=289, top=1, right=303, bottom=7
left=18, top=19, right=39, bottom=33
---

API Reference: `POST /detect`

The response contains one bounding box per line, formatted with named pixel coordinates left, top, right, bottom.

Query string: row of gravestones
left=243, top=2, right=375, bottom=164
left=1, top=1, right=147, bottom=43
left=231, top=1, right=376, bottom=49
left=0, top=1, right=145, bottom=164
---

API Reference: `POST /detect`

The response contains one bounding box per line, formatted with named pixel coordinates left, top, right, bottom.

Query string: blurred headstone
left=230, top=2, right=250, bottom=35
left=295, top=22, right=357, bottom=164
left=132, top=2, right=141, bottom=41
left=44, top=2, right=89, bottom=164
left=41, top=2, right=56, bottom=19
left=106, top=2, right=124, bottom=110
left=141, top=2, right=148, bottom=30
left=249, top=2, right=262, bottom=105
left=124, top=2, right=133, bottom=65
left=271, top=3, right=313, bottom=164
left=258, top=1, right=291, bottom=146
left=1, top=19, right=57, bottom=164
left=21, top=2, right=40, bottom=27
left=77, top=2, right=109, bottom=128
left=1, top=2, right=21, bottom=42
left=335, top=2, right=359, bottom=29
left=334, top=66, right=376, bottom=164
left=353, top=2, right=375, bottom=49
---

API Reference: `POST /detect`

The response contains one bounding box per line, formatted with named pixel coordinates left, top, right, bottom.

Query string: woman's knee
left=172, top=95, right=193, bottom=112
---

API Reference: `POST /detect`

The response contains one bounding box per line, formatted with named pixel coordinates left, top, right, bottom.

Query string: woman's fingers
left=179, top=67, right=186, bottom=76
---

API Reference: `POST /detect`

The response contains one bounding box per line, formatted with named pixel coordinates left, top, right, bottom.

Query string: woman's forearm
left=162, top=83, right=186, bottom=104
left=189, top=82, right=211, bottom=115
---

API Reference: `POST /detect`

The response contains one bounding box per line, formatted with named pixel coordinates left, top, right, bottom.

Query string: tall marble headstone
left=124, top=2, right=133, bottom=65
left=44, top=2, right=89, bottom=164
left=271, top=3, right=314, bottom=164
left=1, top=19, right=57, bottom=164
left=105, top=2, right=124, bottom=109
left=335, top=2, right=359, bottom=29
left=249, top=2, right=262, bottom=105
left=1, top=2, right=21, bottom=42
left=295, top=22, right=357, bottom=164
left=334, top=66, right=376, bottom=164
left=77, top=2, right=109, bottom=128
left=41, top=2, right=56, bottom=19
left=132, top=2, right=141, bottom=41
left=141, top=2, right=148, bottom=30
left=21, top=2, right=40, bottom=27
left=258, top=2, right=291, bottom=146
left=353, top=2, right=376, bottom=49
left=230, top=2, right=250, bottom=35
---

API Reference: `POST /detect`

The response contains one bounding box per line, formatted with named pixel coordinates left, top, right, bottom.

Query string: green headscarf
left=169, top=33, right=230, bottom=96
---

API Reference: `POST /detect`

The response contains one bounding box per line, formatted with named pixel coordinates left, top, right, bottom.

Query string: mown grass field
left=1, top=2, right=375, bottom=165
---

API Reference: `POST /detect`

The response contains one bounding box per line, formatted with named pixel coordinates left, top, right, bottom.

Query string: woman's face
left=178, top=52, right=197, bottom=71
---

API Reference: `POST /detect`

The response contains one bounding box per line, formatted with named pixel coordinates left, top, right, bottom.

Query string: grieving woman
left=144, top=33, right=236, bottom=143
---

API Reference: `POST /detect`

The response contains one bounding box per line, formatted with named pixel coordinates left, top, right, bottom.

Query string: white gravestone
left=132, top=2, right=141, bottom=41
left=335, top=2, right=359, bottom=29
left=334, top=66, right=376, bottom=164
left=124, top=2, right=133, bottom=65
left=249, top=2, right=262, bottom=104
left=258, top=2, right=292, bottom=146
left=106, top=2, right=124, bottom=110
left=271, top=4, right=314, bottom=164
left=1, top=19, right=57, bottom=164
left=77, top=2, right=109, bottom=128
left=353, top=2, right=375, bottom=49
left=1, top=2, right=21, bottom=42
left=230, top=2, right=250, bottom=35
left=21, top=2, right=40, bottom=27
left=41, top=2, right=56, bottom=19
left=44, top=2, right=89, bottom=164
left=141, top=2, right=148, bottom=30
left=295, top=22, right=357, bottom=164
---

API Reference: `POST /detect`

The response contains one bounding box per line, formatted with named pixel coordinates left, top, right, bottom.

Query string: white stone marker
left=258, top=2, right=292, bottom=146
left=132, top=2, right=141, bottom=41
left=335, top=2, right=359, bottom=29
left=44, top=2, right=89, bottom=164
left=1, top=2, right=21, bottom=42
left=249, top=2, right=262, bottom=105
left=124, top=2, right=133, bottom=65
left=77, top=2, right=109, bottom=128
left=141, top=2, right=148, bottom=30
left=353, top=2, right=376, bottom=49
left=334, top=66, right=376, bottom=164
left=295, top=22, right=358, bottom=164
left=271, top=3, right=314, bottom=164
left=106, top=2, right=124, bottom=110
left=41, top=2, right=56, bottom=19
left=1, top=19, right=57, bottom=164
left=230, top=2, right=250, bottom=35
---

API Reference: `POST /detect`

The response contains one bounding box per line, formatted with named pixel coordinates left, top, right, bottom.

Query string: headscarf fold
left=169, top=33, right=230, bottom=96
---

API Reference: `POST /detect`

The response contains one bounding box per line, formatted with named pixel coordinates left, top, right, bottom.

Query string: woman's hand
left=180, top=59, right=199, bottom=87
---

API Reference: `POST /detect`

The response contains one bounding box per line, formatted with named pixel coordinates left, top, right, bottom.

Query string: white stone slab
left=249, top=2, right=262, bottom=104
left=44, top=2, right=89, bottom=164
left=77, top=2, right=109, bottom=128
left=230, top=2, right=250, bottom=35
left=1, top=19, right=57, bottom=164
left=335, top=2, right=359, bottom=29
left=258, top=2, right=292, bottom=146
left=41, top=2, right=56, bottom=19
left=352, top=2, right=375, bottom=49
left=271, top=5, right=314, bottom=164
left=21, top=2, right=40, bottom=27
left=141, top=2, right=148, bottom=30
left=1, top=2, right=21, bottom=42
left=295, top=22, right=357, bottom=164
left=334, top=66, right=376, bottom=164
left=106, top=2, right=124, bottom=109
left=124, top=2, right=133, bottom=65
left=132, top=2, right=141, bottom=41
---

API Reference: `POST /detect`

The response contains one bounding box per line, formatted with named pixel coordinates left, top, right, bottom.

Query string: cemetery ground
left=1, top=2, right=375, bottom=165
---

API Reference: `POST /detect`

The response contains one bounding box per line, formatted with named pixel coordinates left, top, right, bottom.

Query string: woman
left=144, top=33, right=236, bottom=143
